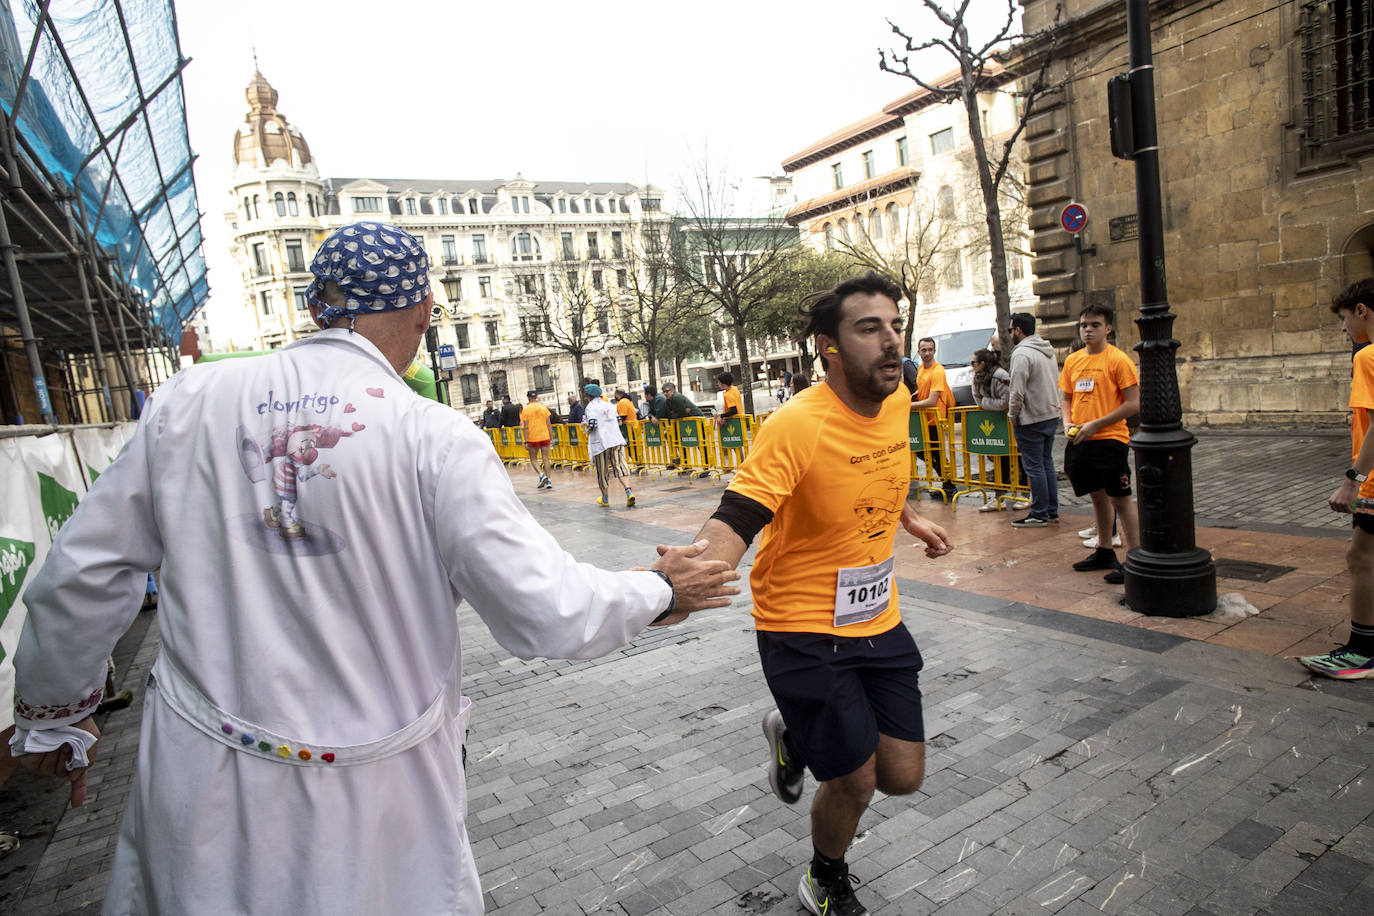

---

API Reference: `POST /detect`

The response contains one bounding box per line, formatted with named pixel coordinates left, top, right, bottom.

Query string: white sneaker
left=1077, top=526, right=1096, bottom=539
left=1083, top=533, right=1123, bottom=548
left=977, top=503, right=1003, bottom=513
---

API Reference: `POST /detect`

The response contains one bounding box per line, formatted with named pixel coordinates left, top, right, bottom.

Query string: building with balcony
left=226, top=71, right=665, bottom=419
left=781, top=65, right=1033, bottom=343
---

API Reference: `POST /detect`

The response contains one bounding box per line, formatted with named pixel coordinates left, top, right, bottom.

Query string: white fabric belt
left=150, top=652, right=470, bottom=768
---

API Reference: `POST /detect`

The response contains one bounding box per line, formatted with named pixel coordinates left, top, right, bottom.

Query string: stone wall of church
left=1016, top=0, right=1374, bottom=428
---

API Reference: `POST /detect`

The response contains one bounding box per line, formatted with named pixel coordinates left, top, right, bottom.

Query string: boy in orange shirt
left=1302, top=278, right=1374, bottom=679
left=1059, top=305, right=1140, bottom=584
left=686, top=272, right=952, bottom=916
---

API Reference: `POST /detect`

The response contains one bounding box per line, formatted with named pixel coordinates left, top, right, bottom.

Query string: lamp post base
left=1122, top=547, right=1217, bottom=617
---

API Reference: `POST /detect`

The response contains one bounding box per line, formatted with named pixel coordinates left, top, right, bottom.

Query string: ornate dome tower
left=233, top=69, right=314, bottom=172
left=225, top=68, right=326, bottom=350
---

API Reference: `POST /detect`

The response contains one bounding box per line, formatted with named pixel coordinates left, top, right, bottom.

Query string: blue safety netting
left=0, top=0, right=208, bottom=341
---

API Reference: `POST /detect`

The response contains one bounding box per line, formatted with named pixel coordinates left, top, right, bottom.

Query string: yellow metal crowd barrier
left=908, top=407, right=1030, bottom=508
left=493, top=405, right=1028, bottom=510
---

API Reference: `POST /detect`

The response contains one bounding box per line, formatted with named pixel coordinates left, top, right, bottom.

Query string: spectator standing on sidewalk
left=1007, top=312, right=1062, bottom=528
left=970, top=348, right=1018, bottom=513
left=1302, top=278, right=1374, bottom=679
left=690, top=272, right=953, bottom=916
left=1059, top=305, right=1140, bottom=585
left=909, top=336, right=958, bottom=502
left=481, top=399, right=501, bottom=429
left=499, top=394, right=521, bottom=427
left=566, top=392, right=585, bottom=425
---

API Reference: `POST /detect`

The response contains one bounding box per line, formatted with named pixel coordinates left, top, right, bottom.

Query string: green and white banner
left=0, top=424, right=136, bottom=729
left=965, top=410, right=1011, bottom=456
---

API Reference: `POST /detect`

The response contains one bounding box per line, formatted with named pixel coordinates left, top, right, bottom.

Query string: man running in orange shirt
left=520, top=390, right=554, bottom=489
left=1059, top=305, right=1140, bottom=585
left=688, top=271, right=952, bottom=916
left=909, top=336, right=957, bottom=502
left=1301, top=278, right=1374, bottom=679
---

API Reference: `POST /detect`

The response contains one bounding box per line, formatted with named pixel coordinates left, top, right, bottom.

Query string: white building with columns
left=225, top=70, right=666, bottom=420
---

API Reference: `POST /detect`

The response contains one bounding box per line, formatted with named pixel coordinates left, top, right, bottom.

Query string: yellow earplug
left=826, top=346, right=838, bottom=354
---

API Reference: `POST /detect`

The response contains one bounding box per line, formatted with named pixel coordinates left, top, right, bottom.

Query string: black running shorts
left=755, top=622, right=925, bottom=782
left=1064, top=438, right=1132, bottom=498
left=1353, top=512, right=1374, bottom=535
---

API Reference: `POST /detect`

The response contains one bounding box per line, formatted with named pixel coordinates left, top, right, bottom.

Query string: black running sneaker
left=799, top=865, right=868, bottom=916
left=761, top=709, right=804, bottom=804
left=1073, top=547, right=1118, bottom=572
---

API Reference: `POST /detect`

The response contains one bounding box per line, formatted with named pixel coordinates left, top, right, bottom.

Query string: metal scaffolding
left=0, top=0, right=208, bottom=425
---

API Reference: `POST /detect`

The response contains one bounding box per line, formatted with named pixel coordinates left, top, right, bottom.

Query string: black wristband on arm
left=710, top=490, right=774, bottom=546
left=649, top=569, right=675, bottom=623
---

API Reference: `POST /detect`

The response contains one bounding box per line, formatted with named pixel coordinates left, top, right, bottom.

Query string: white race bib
left=834, top=556, right=895, bottom=627
left=1075, top=377, right=1094, bottom=392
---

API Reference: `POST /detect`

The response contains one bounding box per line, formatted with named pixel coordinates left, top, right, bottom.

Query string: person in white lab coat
left=4, top=221, right=738, bottom=915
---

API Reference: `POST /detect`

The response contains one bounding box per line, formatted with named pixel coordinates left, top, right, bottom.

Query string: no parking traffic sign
left=1060, top=202, right=1089, bottom=234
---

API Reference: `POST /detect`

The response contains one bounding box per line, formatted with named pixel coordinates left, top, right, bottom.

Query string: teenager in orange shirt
left=685, top=271, right=952, bottom=916
left=1059, top=305, right=1140, bottom=584
left=910, top=336, right=958, bottom=502
left=716, top=372, right=745, bottom=471
left=1303, top=278, right=1374, bottom=679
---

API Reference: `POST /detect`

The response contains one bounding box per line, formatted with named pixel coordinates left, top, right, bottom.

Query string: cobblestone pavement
left=3, top=430, right=1372, bottom=915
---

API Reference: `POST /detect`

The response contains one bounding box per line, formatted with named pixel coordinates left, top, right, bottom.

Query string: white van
left=918, top=319, right=997, bottom=407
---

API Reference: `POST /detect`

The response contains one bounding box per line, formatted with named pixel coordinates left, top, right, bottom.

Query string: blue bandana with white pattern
left=306, top=221, right=431, bottom=328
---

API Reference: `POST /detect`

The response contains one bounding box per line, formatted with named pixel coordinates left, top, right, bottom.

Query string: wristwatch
left=1347, top=468, right=1368, bottom=482
left=649, top=569, right=676, bottom=623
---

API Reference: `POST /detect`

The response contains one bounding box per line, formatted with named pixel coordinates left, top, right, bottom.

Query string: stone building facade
left=780, top=66, right=1034, bottom=339
left=226, top=71, right=664, bottom=421
left=1011, top=0, right=1374, bottom=427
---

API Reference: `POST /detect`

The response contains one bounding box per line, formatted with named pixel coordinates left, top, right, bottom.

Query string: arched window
left=252, top=195, right=260, bottom=220
left=489, top=370, right=508, bottom=400
left=823, top=223, right=834, bottom=250
left=243, top=196, right=251, bottom=221
left=886, top=202, right=900, bottom=236
left=938, top=185, right=955, bottom=220
left=307, top=195, right=316, bottom=217
left=868, top=209, right=882, bottom=240
left=838, top=218, right=849, bottom=242
left=287, top=192, right=298, bottom=217
left=274, top=192, right=286, bottom=217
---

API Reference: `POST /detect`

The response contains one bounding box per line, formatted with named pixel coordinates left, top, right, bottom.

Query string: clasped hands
left=640, top=539, right=740, bottom=626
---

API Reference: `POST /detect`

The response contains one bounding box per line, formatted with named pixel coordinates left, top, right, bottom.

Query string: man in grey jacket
left=1007, top=312, right=1062, bottom=527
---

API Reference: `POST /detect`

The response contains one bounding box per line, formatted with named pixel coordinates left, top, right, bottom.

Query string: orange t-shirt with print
left=726, top=382, right=911, bottom=637
left=916, top=362, right=954, bottom=419
left=1058, top=344, right=1138, bottom=443
left=722, top=385, right=743, bottom=418
left=520, top=402, right=551, bottom=442
left=1350, top=344, right=1374, bottom=500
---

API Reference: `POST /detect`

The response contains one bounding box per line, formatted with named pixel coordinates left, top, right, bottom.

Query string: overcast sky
left=174, top=0, right=1014, bottom=344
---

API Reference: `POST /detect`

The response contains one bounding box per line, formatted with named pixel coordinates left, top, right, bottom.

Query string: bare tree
left=615, top=214, right=703, bottom=388
left=671, top=164, right=801, bottom=414
left=513, top=260, right=616, bottom=394
left=828, top=185, right=962, bottom=355
left=880, top=0, right=1057, bottom=363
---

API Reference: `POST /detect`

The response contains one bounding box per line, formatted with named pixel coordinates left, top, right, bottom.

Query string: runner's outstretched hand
left=901, top=504, right=953, bottom=558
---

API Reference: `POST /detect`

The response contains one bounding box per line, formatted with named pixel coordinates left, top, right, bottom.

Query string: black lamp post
left=1114, top=0, right=1216, bottom=616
